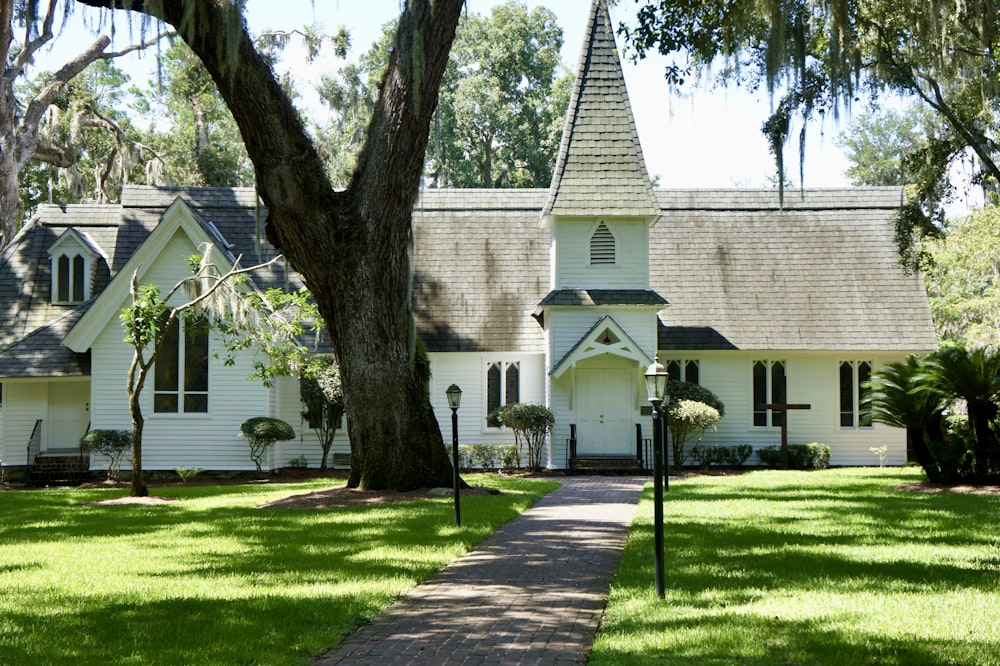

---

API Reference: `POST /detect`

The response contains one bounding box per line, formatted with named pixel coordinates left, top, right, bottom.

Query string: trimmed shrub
left=80, top=429, right=132, bottom=480
left=457, top=444, right=521, bottom=471
left=687, top=444, right=755, bottom=469
left=494, top=404, right=554, bottom=471
left=665, top=379, right=725, bottom=469
left=757, top=443, right=831, bottom=469
left=239, top=417, right=295, bottom=472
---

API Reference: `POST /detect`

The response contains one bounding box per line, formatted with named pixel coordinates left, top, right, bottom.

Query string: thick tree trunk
left=81, top=0, right=465, bottom=489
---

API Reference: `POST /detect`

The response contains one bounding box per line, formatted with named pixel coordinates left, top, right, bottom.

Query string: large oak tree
left=73, top=0, right=464, bottom=490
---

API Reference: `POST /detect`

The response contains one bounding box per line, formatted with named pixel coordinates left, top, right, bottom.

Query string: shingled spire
left=541, top=0, right=659, bottom=223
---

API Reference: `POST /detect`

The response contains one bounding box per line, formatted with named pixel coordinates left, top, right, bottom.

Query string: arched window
left=52, top=252, right=89, bottom=304
left=590, top=222, right=615, bottom=265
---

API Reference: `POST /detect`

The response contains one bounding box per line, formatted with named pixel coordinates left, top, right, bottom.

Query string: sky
left=50, top=0, right=856, bottom=189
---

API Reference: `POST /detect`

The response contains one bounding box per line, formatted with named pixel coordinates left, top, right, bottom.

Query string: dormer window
left=48, top=229, right=103, bottom=305
left=590, top=221, right=615, bottom=265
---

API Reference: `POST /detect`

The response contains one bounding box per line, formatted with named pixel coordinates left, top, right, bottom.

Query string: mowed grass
left=0, top=475, right=558, bottom=665
left=591, top=468, right=1000, bottom=666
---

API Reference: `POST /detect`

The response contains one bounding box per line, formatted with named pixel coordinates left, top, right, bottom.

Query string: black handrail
left=567, top=423, right=577, bottom=471
left=26, top=419, right=42, bottom=467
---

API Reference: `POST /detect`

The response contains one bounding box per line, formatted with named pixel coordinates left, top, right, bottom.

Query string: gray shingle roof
left=0, top=186, right=294, bottom=378
left=541, top=0, right=658, bottom=219
left=414, top=187, right=936, bottom=353
left=652, top=188, right=938, bottom=351
left=1, top=185, right=937, bottom=375
left=413, top=191, right=549, bottom=352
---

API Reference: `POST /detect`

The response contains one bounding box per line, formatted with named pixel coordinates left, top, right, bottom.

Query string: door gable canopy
left=551, top=315, right=652, bottom=379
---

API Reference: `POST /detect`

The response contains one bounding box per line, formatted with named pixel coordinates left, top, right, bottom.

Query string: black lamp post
left=644, top=356, right=668, bottom=599
left=445, top=383, right=462, bottom=527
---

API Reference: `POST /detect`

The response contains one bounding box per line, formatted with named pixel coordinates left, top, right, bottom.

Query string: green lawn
left=0, top=475, right=558, bottom=665
left=591, top=468, right=1000, bottom=666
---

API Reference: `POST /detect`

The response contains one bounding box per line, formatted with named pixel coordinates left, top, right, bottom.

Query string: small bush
left=457, top=444, right=521, bottom=471
left=80, top=429, right=132, bottom=481
left=687, top=444, right=755, bottom=469
left=174, top=467, right=204, bottom=482
left=494, top=404, right=554, bottom=471
left=239, top=417, right=295, bottom=472
left=757, top=443, right=831, bottom=469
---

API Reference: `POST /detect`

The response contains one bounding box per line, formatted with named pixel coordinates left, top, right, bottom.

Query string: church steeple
left=541, top=0, right=659, bottom=224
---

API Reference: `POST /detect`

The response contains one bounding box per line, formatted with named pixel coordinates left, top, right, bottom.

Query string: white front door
left=46, top=381, right=90, bottom=451
left=575, top=366, right=635, bottom=456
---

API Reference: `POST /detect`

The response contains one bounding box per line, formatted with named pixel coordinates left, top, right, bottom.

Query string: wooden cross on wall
left=755, top=402, right=812, bottom=469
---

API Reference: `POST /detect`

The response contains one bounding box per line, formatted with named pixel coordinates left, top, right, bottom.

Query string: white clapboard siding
left=554, top=218, right=650, bottom=289
left=428, top=352, right=546, bottom=445
left=0, top=381, right=46, bottom=465
left=664, top=350, right=908, bottom=466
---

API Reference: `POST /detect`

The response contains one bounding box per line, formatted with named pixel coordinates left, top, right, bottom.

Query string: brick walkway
left=314, top=476, right=647, bottom=665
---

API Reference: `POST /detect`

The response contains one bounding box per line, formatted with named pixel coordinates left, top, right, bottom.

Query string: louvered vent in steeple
left=590, top=222, right=615, bottom=265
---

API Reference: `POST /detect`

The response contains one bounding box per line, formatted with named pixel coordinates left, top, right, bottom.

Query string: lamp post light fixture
left=445, top=383, right=463, bottom=527
left=644, top=356, right=668, bottom=599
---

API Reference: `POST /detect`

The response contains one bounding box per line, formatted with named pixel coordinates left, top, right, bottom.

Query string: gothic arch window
left=590, top=221, right=616, bottom=265
left=51, top=251, right=90, bottom=304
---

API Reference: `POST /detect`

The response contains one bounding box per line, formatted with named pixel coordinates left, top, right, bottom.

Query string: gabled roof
left=550, top=315, right=652, bottom=379
left=0, top=186, right=290, bottom=377
left=541, top=0, right=658, bottom=222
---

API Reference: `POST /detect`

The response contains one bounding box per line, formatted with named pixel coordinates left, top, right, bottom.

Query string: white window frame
left=839, top=360, right=874, bottom=429
left=752, top=359, right=787, bottom=429
left=153, top=316, right=210, bottom=415
left=50, top=250, right=91, bottom=304
left=665, top=359, right=700, bottom=385
left=484, top=360, right=520, bottom=430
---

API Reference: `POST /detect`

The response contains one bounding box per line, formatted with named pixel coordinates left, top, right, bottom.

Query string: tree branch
left=99, top=30, right=174, bottom=59
left=10, top=0, right=58, bottom=82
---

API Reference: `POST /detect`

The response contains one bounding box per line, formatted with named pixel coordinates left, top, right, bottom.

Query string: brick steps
left=571, top=456, right=644, bottom=475
left=29, top=455, right=91, bottom=486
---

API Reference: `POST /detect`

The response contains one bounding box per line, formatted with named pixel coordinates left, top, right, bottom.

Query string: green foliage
left=756, top=443, right=831, bottom=469
left=494, top=403, right=554, bottom=471
left=926, top=343, right=1000, bottom=479
left=665, top=379, right=725, bottom=469
left=923, top=206, right=1000, bottom=347
left=315, top=1, right=570, bottom=188
left=239, top=417, right=295, bottom=472
left=137, top=41, right=253, bottom=187
left=623, top=0, right=1000, bottom=227
left=79, top=429, right=132, bottom=481
left=174, top=466, right=204, bottom=482
left=688, top=444, right=754, bottom=469
left=457, top=444, right=522, bottom=471
left=119, top=283, right=166, bottom=348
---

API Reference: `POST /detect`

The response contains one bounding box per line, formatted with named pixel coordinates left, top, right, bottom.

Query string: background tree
left=17, top=59, right=164, bottom=212
left=922, top=206, right=1000, bottom=348
left=77, top=0, right=466, bottom=491
left=0, top=0, right=168, bottom=247
left=239, top=417, right=295, bottom=473
left=622, top=0, right=1000, bottom=231
left=315, top=1, right=570, bottom=189
left=136, top=41, right=253, bottom=187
